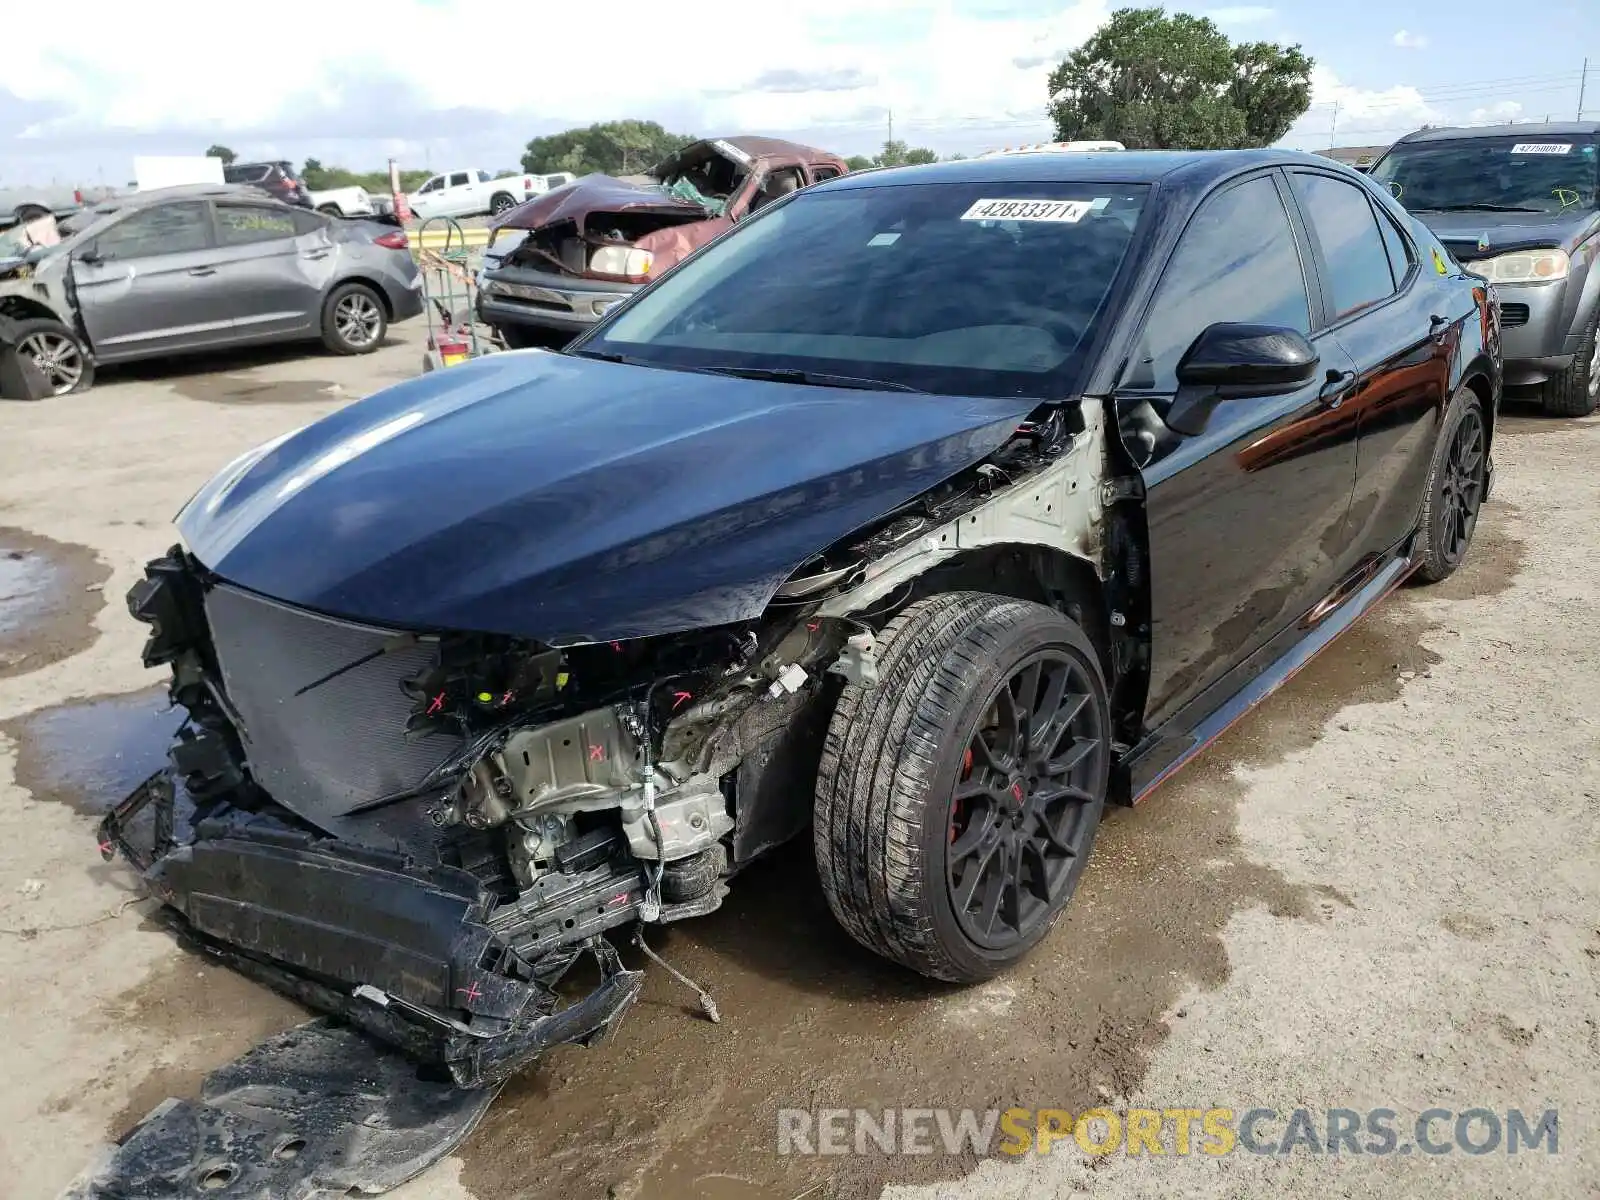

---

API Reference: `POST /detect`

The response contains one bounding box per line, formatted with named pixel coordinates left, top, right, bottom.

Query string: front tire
left=317, top=203, right=342, bottom=217
left=11, top=317, right=93, bottom=395
left=814, top=592, right=1110, bottom=983
left=320, top=283, right=387, bottom=355
left=1413, top=384, right=1487, bottom=584
left=1540, top=310, right=1599, bottom=417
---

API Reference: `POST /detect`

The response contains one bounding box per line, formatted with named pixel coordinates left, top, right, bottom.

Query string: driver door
left=1117, top=170, right=1360, bottom=733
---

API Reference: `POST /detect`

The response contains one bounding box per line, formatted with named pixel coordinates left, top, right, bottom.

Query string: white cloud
left=1467, top=100, right=1523, bottom=124
left=1392, top=29, right=1429, bottom=49
left=0, top=0, right=1112, bottom=178
left=1203, top=6, right=1277, bottom=23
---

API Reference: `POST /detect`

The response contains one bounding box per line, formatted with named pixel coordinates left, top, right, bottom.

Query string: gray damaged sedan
left=1371, top=122, right=1600, bottom=416
left=0, top=183, right=425, bottom=395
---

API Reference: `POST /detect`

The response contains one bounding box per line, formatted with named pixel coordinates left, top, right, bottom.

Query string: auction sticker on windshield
left=960, top=198, right=1096, bottom=222
left=1509, top=143, right=1573, bottom=155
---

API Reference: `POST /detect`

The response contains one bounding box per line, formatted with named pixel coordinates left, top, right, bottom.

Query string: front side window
left=1124, top=175, right=1311, bottom=392
left=1371, top=137, right=1599, bottom=215
left=584, top=181, right=1152, bottom=399
left=94, top=202, right=211, bottom=260
left=1291, top=172, right=1396, bottom=317
left=417, top=177, right=442, bottom=194
left=216, top=204, right=297, bottom=246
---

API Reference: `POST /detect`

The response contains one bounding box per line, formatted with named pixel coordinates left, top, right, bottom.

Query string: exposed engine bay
left=100, top=396, right=1125, bottom=1089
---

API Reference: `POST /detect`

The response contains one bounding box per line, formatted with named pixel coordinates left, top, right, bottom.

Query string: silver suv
left=1370, top=122, right=1600, bottom=415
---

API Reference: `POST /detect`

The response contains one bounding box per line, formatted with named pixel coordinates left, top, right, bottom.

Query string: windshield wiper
left=696, top=365, right=927, bottom=393
left=1413, top=203, right=1547, bottom=213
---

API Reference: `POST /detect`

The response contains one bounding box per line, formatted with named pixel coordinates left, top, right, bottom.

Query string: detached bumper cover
left=100, top=771, right=643, bottom=1089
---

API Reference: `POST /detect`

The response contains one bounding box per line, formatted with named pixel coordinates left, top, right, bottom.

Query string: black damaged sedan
left=106, top=149, right=1499, bottom=1087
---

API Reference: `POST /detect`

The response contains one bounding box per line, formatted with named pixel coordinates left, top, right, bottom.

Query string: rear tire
left=1540, top=311, right=1599, bottom=417
left=10, top=318, right=93, bottom=395
left=1413, top=385, right=1487, bottom=584
left=320, top=283, right=387, bottom=355
left=814, top=592, right=1110, bottom=983
left=490, top=192, right=517, bottom=217
left=317, top=204, right=342, bottom=217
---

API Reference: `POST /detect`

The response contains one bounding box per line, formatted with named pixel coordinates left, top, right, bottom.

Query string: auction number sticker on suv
left=960, top=198, right=1096, bottom=222
left=1509, top=143, right=1572, bottom=155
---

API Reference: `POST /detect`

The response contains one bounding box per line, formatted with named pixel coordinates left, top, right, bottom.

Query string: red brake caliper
left=952, top=747, right=974, bottom=843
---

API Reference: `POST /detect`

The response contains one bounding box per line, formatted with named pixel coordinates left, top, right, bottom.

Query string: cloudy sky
left=0, top=0, right=1594, bottom=185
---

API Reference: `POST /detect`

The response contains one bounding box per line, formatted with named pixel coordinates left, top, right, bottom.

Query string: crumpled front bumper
left=99, top=770, right=643, bottom=1088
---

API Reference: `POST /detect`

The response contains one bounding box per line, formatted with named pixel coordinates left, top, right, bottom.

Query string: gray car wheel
left=11, top=318, right=94, bottom=395
left=490, top=192, right=517, bottom=216
left=1541, top=310, right=1599, bottom=417
left=321, top=283, right=387, bottom=355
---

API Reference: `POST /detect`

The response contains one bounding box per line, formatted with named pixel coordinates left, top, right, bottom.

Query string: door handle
left=303, top=249, right=330, bottom=260
left=1319, top=368, right=1356, bottom=408
left=188, top=267, right=216, bottom=277
left=1428, top=314, right=1450, bottom=344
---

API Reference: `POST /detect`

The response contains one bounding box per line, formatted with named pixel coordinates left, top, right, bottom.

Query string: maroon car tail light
left=374, top=230, right=410, bottom=250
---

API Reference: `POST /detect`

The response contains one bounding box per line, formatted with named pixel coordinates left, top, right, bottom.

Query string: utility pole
left=1579, top=57, right=1589, bottom=120
left=887, top=109, right=894, bottom=147
left=1328, top=100, right=1340, bottom=149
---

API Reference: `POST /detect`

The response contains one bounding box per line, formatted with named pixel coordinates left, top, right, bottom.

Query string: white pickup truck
left=406, top=169, right=577, bottom=220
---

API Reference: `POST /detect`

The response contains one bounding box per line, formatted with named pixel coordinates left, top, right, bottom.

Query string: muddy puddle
left=0, top=527, right=109, bottom=679
left=0, top=685, right=177, bottom=816
left=11, top=509, right=1521, bottom=1200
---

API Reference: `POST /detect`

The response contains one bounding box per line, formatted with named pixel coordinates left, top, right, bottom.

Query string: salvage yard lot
left=1, top=339, right=1597, bottom=1198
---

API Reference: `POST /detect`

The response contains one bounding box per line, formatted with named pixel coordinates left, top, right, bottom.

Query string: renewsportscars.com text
left=776, top=1106, right=1560, bottom=1158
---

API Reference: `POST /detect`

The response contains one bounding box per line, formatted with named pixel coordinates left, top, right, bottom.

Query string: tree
left=870, top=140, right=940, bottom=168
left=1046, top=7, right=1312, bottom=150
left=301, top=157, right=328, bottom=189
left=845, top=154, right=875, bottom=172
left=206, top=144, right=237, bottom=165
left=522, top=121, right=696, bottom=177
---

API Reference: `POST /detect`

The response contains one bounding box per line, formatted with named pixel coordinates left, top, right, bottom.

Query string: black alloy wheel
left=814, top=592, right=1111, bottom=983
left=947, top=648, right=1104, bottom=950
left=1414, top=386, right=1487, bottom=584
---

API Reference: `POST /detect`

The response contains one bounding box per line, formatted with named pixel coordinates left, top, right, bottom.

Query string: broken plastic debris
left=17, top=878, right=43, bottom=898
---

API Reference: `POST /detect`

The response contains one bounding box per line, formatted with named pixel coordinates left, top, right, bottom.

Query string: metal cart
left=416, top=216, right=492, bottom=372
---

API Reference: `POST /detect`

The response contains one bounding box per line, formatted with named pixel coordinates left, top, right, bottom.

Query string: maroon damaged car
left=477, top=137, right=850, bottom=346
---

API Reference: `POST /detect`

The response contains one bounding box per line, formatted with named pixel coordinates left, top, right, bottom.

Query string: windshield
left=1372, top=137, right=1599, bottom=215
left=579, top=180, right=1149, bottom=399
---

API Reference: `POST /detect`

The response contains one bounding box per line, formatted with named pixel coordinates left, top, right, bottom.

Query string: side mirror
left=1165, top=323, right=1319, bottom=436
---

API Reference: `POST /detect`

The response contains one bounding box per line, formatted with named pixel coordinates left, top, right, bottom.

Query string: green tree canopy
left=870, top=140, right=941, bottom=168
left=1047, top=7, right=1312, bottom=149
left=522, top=121, right=696, bottom=176
left=845, top=154, right=875, bottom=171
left=206, top=144, right=236, bottom=165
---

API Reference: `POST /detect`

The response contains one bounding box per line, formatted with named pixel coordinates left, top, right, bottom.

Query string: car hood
left=1409, top=207, right=1600, bottom=256
left=494, top=174, right=705, bottom=232
left=178, top=351, right=1037, bottom=644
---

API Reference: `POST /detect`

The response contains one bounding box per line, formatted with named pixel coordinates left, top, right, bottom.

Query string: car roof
left=826, top=148, right=1341, bottom=189
left=1394, top=121, right=1600, bottom=144
left=99, top=183, right=280, bottom=209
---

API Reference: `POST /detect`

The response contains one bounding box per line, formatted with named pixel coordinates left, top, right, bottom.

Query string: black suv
left=222, top=161, right=312, bottom=209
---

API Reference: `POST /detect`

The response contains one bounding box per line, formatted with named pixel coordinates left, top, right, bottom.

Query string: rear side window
left=94, top=202, right=211, bottom=259
left=1125, top=175, right=1311, bottom=392
left=1375, top=210, right=1413, bottom=288
left=216, top=204, right=297, bottom=246
left=449, top=172, right=470, bottom=187
left=812, top=165, right=843, bottom=182
left=224, top=164, right=270, bottom=184
left=1291, top=172, right=1396, bottom=317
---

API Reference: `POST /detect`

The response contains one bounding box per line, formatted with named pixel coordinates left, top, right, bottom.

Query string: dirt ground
left=0, top=330, right=1596, bottom=1200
